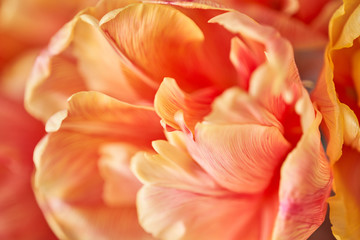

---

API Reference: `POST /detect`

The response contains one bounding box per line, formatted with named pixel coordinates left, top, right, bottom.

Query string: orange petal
left=154, top=78, right=217, bottom=131
left=329, top=145, right=360, bottom=239
left=184, top=122, right=291, bottom=194
left=25, top=9, right=157, bottom=122
left=50, top=91, right=164, bottom=147
left=99, top=2, right=237, bottom=92
left=99, top=3, right=203, bottom=88
left=137, top=185, right=262, bottom=240
left=272, top=110, right=332, bottom=239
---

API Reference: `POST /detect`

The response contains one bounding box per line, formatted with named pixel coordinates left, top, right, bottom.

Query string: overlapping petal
left=34, top=91, right=163, bottom=239
left=311, top=1, right=360, bottom=238
left=137, top=185, right=264, bottom=240
left=272, top=110, right=332, bottom=239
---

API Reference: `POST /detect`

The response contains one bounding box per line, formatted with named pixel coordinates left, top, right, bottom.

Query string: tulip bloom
left=26, top=0, right=332, bottom=239
left=312, top=0, right=360, bottom=238
left=130, top=8, right=332, bottom=240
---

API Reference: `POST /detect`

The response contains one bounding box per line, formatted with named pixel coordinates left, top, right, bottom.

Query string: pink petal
left=272, top=110, right=332, bottom=239
left=184, top=122, right=291, bottom=194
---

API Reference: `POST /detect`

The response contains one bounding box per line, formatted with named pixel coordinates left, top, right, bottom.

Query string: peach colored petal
left=205, top=87, right=283, bottom=130
left=37, top=193, right=151, bottom=240
left=183, top=121, right=291, bottom=194
left=98, top=143, right=143, bottom=206
left=132, top=139, right=227, bottom=196
left=25, top=51, right=87, bottom=122
left=51, top=91, right=164, bottom=147
left=154, top=78, right=217, bottom=131
left=25, top=9, right=157, bottom=122
left=137, top=185, right=262, bottom=240
left=272, top=110, right=332, bottom=239
left=328, top=146, right=360, bottom=239
left=34, top=131, right=150, bottom=240
left=210, top=11, right=303, bottom=119
left=34, top=91, right=163, bottom=239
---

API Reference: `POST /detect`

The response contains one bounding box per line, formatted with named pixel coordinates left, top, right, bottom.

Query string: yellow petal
left=329, top=145, right=360, bottom=239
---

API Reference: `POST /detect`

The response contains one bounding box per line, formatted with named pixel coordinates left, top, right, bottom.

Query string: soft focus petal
left=98, top=143, right=143, bottom=206
left=272, top=110, right=332, bottom=239
left=0, top=0, right=97, bottom=71
left=0, top=95, right=55, bottom=239
left=34, top=91, right=162, bottom=239
left=236, top=4, right=328, bottom=49
left=34, top=133, right=150, bottom=240
left=25, top=8, right=156, bottom=122
left=329, top=146, right=360, bottom=239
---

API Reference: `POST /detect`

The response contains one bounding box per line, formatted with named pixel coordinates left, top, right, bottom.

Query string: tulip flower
left=26, top=0, right=331, bottom=239
left=131, top=8, right=332, bottom=240
left=25, top=0, right=333, bottom=239
left=311, top=0, right=360, bottom=238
